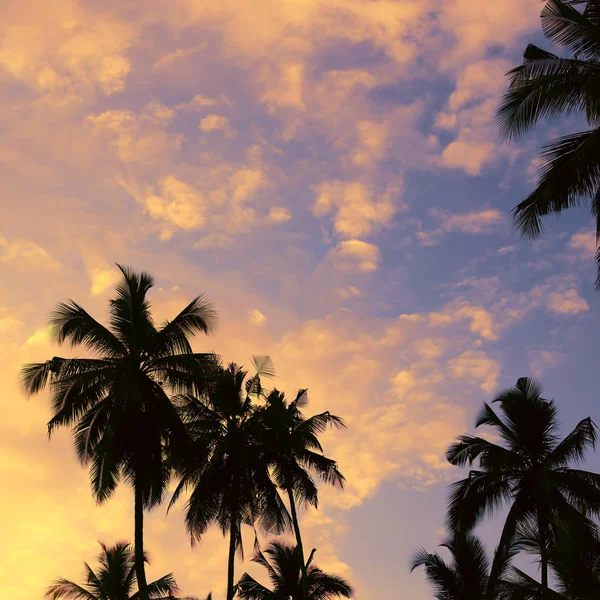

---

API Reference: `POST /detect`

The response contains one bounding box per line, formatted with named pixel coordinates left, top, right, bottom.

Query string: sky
left=1, top=0, right=600, bottom=598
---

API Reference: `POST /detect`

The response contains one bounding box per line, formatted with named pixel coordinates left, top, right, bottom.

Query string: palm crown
left=237, top=542, right=354, bottom=600
left=446, top=377, right=600, bottom=589
left=497, top=0, right=600, bottom=285
left=45, top=542, right=178, bottom=600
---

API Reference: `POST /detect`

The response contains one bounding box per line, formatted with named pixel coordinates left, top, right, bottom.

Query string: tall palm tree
left=256, top=389, right=345, bottom=600
left=45, top=541, right=178, bottom=600
left=497, top=0, right=600, bottom=286
left=237, top=541, right=354, bottom=600
left=446, top=377, right=600, bottom=589
left=169, top=360, right=291, bottom=600
left=411, top=530, right=517, bottom=600
left=22, top=266, right=217, bottom=600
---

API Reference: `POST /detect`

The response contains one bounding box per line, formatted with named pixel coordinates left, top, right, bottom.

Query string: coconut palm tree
left=45, top=541, right=178, bottom=600
left=256, top=389, right=345, bottom=600
left=237, top=541, right=354, bottom=600
left=497, top=0, right=600, bottom=286
left=169, top=360, right=291, bottom=600
left=446, top=377, right=600, bottom=589
left=411, top=530, right=517, bottom=600
left=22, top=266, right=217, bottom=600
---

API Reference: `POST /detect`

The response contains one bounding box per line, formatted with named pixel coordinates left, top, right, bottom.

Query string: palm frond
left=512, top=127, right=600, bottom=238
left=547, top=417, right=597, bottom=467
left=109, top=264, right=155, bottom=350
left=49, top=300, right=125, bottom=356
left=497, top=45, right=600, bottom=139
left=44, top=579, right=97, bottom=600
left=151, top=295, right=217, bottom=357
left=251, top=355, right=276, bottom=379
left=542, top=0, right=600, bottom=59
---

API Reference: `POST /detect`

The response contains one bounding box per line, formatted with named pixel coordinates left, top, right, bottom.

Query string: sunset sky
left=1, top=0, right=600, bottom=598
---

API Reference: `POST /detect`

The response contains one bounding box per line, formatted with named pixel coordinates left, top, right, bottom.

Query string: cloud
left=0, top=236, right=61, bottom=270
left=453, top=303, right=497, bottom=341
left=0, top=1, right=135, bottom=95
left=547, top=289, right=589, bottom=315
left=248, top=308, right=267, bottom=326
left=447, top=59, right=510, bottom=111
left=86, top=264, right=121, bottom=296
left=86, top=102, right=182, bottom=165
left=199, top=114, right=235, bottom=137
left=418, top=208, right=506, bottom=245
left=120, top=164, right=271, bottom=242
left=447, top=349, right=500, bottom=393
left=569, top=231, right=597, bottom=257
left=352, top=120, right=389, bottom=167
left=431, top=208, right=506, bottom=234
left=144, top=176, right=208, bottom=240
left=498, top=245, right=517, bottom=256
left=330, top=240, right=380, bottom=272
left=268, top=207, right=291, bottom=223
left=529, top=350, right=567, bottom=378
left=313, top=181, right=401, bottom=239
left=152, top=47, right=204, bottom=71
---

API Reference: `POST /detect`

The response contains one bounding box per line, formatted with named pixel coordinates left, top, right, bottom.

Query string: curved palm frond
left=44, top=579, right=97, bottom=600
left=49, top=300, right=126, bottom=356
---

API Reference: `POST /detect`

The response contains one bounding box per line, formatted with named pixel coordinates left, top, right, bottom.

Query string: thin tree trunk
left=134, top=483, right=150, bottom=600
left=487, top=501, right=522, bottom=600
left=537, top=511, right=548, bottom=588
left=288, top=487, right=309, bottom=600
left=227, top=520, right=237, bottom=600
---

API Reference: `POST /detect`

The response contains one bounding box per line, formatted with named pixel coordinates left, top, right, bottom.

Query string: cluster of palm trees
left=409, top=4, right=600, bottom=593
left=22, top=266, right=353, bottom=600
left=411, top=377, right=600, bottom=599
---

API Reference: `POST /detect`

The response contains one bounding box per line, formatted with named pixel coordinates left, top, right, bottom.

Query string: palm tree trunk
left=134, top=483, right=150, bottom=600
left=487, top=501, right=522, bottom=600
left=287, top=487, right=309, bottom=600
left=227, top=520, right=237, bottom=600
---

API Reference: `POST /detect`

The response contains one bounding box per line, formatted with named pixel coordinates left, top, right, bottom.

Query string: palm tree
left=446, top=377, right=600, bottom=589
left=256, top=389, right=345, bottom=600
left=169, top=360, right=291, bottom=600
left=497, top=0, right=600, bottom=286
left=237, top=541, right=354, bottom=600
left=45, top=541, right=178, bottom=599
left=22, top=266, right=217, bottom=600
left=411, top=530, right=516, bottom=600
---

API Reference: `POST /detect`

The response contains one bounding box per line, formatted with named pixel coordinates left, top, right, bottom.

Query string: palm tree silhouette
left=45, top=541, right=178, bottom=599
left=446, top=377, right=600, bottom=589
left=497, top=0, right=600, bottom=285
left=411, top=530, right=516, bottom=600
left=256, top=389, right=345, bottom=600
left=22, top=266, right=217, bottom=600
left=237, top=541, right=353, bottom=600
left=169, top=360, right=291, bottom=600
